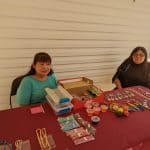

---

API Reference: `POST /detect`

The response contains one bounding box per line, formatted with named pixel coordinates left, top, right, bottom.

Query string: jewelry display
left=105, top=86, right=150, bottom=116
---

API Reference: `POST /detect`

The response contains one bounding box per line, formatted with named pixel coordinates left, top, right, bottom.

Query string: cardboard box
left=59, top=77, right=104, bottom=109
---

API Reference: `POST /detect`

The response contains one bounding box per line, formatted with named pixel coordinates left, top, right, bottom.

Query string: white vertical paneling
left=0, top=0, right=150, bottom=109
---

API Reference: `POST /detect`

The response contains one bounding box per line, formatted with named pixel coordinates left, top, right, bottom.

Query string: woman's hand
left=114, top=78, right=122, bottom=89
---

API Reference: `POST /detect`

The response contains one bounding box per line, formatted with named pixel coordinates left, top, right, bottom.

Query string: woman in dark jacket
left=112, top=46, right=150, bottom=89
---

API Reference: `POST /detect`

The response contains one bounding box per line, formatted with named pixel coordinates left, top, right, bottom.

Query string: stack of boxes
left=45, top=85, right=73, bottom=115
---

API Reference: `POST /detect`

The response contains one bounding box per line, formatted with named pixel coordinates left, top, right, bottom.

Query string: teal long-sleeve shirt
left=16, top=74, right=57, bottom=105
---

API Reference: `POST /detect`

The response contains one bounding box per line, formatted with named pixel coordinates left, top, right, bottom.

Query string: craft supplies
left=57, top=115, right=80, bottom=131
left=46, top=95, right=73, bottom=115
left=105, top=86, right=150, bottom=103
left=100, top=104, right=108, bottom=112
left=87, top=86, right=101, bottom=97
left=74, top=113, right=96, bottom=136
left=86, top=108, right=94, bottom=117
left=105, top=86, right=150, bottom=116
left=66, top=127, right=90, bottom=140
left=57, top=113, right=96, bottom=145
left=58, top=77, right=104, bottom=109
left=45, top=85, right=72, bottom=105
left=73, top=135, right=95, bottom=145
left=84, top=100, right=101, bottom=116
left=15, top=140, right=23, bottom=150
left=36, top=128, right=51, bottom=150
left=45, top=85, right=73, bottom=115
left=91, top=116, right=100, bottom=125
left=109, top=103, right=130, bottom=117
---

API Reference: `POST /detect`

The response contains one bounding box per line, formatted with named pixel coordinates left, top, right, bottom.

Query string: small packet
left=48, top=135, right=56, bottom=149
left=15, top=139, right=31, bottom=150
left=73, top=135, right=95, bottom=145
left=57, top=115, right=75, bottom=123
left=60, top=119, right=80, bottom=131
left=74, top=113, right=96, bottom=136
left=0, top=144, right=12, bottom=150
left=57, top=115, right=80, bottom=131
left=30, top=105, right=44, bottom=114
left=66, top=127, right=90, bottom=140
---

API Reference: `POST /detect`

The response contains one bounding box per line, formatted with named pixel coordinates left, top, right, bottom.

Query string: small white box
left=46, top=95, right=73, bottom=115
left=45, top=85, right=73, bottom=105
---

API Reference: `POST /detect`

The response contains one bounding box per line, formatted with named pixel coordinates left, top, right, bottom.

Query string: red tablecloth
left=0, top=102, right=150, bottom=150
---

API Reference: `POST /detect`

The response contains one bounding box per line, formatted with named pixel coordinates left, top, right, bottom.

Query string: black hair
left=129, top=46, right=147, bottom=63
left=112, top=46, right=149, bottom=83
left=26, top=52, right=53, bottom=76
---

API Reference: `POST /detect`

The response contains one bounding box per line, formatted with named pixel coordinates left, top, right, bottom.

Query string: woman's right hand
left=114, top=78, right=122, bottom=89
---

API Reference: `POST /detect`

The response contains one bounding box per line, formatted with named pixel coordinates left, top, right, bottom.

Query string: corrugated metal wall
left=0, top=0, right=150, bottom=109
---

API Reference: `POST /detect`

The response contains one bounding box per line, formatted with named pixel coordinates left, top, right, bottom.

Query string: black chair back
left=10, top=75, right=25, bottom=108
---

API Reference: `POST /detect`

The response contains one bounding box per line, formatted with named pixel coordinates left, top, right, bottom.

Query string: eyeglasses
left=133, top=53, right=145, bottom=57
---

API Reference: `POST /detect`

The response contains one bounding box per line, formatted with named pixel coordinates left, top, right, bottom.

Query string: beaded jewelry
left=36, top=128, right=51, bottom=150
left=15, top=140, right=23, bottom=150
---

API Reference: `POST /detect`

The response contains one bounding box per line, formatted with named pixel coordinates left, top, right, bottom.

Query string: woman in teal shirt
left=16, top=52, right=57, bottom=105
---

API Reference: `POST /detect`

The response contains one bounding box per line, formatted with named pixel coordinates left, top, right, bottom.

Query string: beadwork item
left=36, top=128, right=51, bottom=150
left=15, top=140, right=23, bottom=150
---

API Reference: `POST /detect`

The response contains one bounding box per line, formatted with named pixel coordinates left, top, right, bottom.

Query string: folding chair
left=9, top=75, right=25, bottom=108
